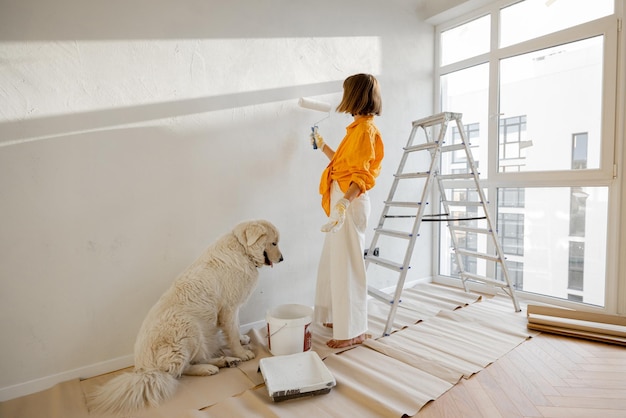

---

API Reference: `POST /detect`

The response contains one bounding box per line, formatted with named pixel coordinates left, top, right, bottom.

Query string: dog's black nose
left=279, top=255, right=284, bottom=262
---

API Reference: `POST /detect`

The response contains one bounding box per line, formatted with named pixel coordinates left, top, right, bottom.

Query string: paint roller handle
left=310, top=126, right=326, bottom=151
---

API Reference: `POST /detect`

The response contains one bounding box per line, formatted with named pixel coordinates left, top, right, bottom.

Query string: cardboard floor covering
left=0, top=283, right=533, bottom=418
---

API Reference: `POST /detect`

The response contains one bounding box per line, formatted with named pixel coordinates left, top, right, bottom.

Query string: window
left=498, top=115, right=528, bottom=172
left=572, top=133, right=588, bottom=170
left=440, top=14, right=490, bottom=65
left=570, top=134, right=588, bottom=236
left=451, top=123, right=480, bottom=171
left=569, top=188, right=588, bottom=237
left=446, top=188, right=479, bottom=278
left=440, top=64, right=489, bottom=177
left=498, top=187, right=525, bottom=208
left=497, top=260, right=524, bottom=290
left=499, top=37, right=603, bottom=172
left=500, top=0, right=614, bottom=47
left=497, top=213, right=524, bottom=256
left=568, top=294, right=583, bottom=302
left=435, top=0, right=618, bottom=308
left=568, top=241, right=585, bottom=291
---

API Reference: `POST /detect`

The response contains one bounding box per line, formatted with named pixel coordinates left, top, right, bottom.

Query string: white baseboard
left=0, top=321, right=268, bottom=403
left=388, top=277, right=432, bottom=292
left=240, top=319, right=266, bottom=335
left=0, top=354, right=134, bottom=402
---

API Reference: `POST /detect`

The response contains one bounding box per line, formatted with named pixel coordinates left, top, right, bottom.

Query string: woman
left=312, top=73, right=384, bottom=348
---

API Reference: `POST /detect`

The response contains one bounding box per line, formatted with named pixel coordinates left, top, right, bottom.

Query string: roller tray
left=258, top=351, right=336, bottom=402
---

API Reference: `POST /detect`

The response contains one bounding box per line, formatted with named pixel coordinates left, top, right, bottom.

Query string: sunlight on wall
left=0, top=37, right=382, bottom=121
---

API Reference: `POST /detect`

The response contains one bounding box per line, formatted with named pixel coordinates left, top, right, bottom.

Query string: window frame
left=432, top=0, right=623, bottom=313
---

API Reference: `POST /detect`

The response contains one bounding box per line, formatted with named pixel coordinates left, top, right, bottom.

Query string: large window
left=435, top=0, right=618, bottom=307
left=499, top=37, right=603, bottom=172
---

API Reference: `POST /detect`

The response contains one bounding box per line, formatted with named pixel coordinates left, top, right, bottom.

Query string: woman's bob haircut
left=336, top=73, right=382, bottom=116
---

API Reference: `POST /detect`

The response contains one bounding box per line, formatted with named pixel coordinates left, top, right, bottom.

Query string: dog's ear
left=235, top=222, right=266, bottom=247
left=244, top=223, right=266, bottom=246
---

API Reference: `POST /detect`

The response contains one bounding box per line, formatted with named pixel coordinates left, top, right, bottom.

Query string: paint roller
left=298, top=97, right=331, bottom=149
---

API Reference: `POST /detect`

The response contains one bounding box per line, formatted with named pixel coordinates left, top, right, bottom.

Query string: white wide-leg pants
left=314, top=181, right=370, bottom=340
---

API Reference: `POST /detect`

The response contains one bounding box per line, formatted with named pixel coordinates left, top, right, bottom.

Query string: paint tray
left=258, top=351, right=336, bottom=402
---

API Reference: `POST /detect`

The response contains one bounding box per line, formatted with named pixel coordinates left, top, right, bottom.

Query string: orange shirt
left=319, top=116, right=384, bottom=215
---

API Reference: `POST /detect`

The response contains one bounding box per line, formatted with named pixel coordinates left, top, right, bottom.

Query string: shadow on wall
left=0, top=81, right=344, bottom=147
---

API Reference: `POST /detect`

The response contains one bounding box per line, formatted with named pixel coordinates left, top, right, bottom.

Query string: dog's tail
left=88, top=369, right=178, bottom=415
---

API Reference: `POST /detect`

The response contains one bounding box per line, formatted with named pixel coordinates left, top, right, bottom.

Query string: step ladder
left=365, top=112, right=521, bottom=337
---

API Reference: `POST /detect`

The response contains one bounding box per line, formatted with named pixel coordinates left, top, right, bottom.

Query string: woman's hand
left=321, top=198, right=350, bottom=233
left=310, top=128, right=326, bottom=151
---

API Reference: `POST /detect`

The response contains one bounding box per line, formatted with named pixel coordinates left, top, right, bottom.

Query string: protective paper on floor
left=0, top=284, right=529, bottom=418
left=200, top=296, right=531, bottom=417
left=0, top=378, right=89, bottom=418
left=80, top=364, right=255, bottom=418
left=366, top=282, right=482, bottom=337
left=200, top=347, right=453, bottom=418
left=364, top=298, right=533, bottom=383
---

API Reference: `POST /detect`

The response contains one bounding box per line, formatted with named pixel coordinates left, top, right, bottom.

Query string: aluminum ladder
left=365, top=112, right=521, bottom=337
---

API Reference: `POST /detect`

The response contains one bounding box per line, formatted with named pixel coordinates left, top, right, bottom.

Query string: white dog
left=89, top=220, right=283, bottom=415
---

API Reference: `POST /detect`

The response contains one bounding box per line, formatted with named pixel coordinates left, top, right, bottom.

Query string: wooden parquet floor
left=416, top=332, right=626, bottom=417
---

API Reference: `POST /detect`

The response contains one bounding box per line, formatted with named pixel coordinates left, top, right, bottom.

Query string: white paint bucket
left=266, top=304, right=313, bottom=356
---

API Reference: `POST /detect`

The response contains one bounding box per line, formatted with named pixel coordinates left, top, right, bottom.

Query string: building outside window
left=499, top=115, right=528, bottom=172
left=451, top=123, right=480, bottom=174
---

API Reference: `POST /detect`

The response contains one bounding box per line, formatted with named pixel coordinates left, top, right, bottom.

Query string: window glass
left=441, top=15, right=490, bottom=65
left=498, top=187, right=525, bottom=208
left=499, top=36, right=603, bottom=172
left=572, top=133, right=588, bottom=169
left=440, top=63, right=489, bottom=177
left=440, top=186, right=608, bottom=306
left=497, top=186, right=607, bottom=306
left=569, top=187, right=588, bottom=237
left=568, top=241, right=585, bottom=291
left=439, top=185, right=487, bottom=282
left=500, top=0, right=614, bottom=48
left=497, top=260, right=524, bottom=290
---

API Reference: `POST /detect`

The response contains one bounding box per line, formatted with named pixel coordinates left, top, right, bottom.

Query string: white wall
left=0, top=0, right=435, bottom=400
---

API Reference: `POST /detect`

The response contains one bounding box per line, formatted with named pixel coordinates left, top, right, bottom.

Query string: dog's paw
left=183, top=364, right=220, bottom=376
left=211, top=356, right=241, bottom=368
left=224, top=356, right=242, bottom=368
left=239, top=335, right=251, bottom=345
left=235, top=349, right=256, bottom=361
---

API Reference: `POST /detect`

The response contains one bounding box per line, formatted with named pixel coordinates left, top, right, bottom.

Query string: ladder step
left=455, top=249, right=501, bottom=262
left=448, top=225, right=491, bottom=234
left=443, top=200, right=484, bottom=207
left=403, top=142, right=466, bottom=155
left=460, top=272, right=511, bottom=288
left=367, top=286, right=394, bottom=303
left=412, top=111, right=461, bottom=128
left=437, top=173, right=475, bottom=180
left=395, top=172, right=430, bottom=179
left=384, top=201, right=422, bottom=208
left=374, top=228, right=413, bottom=239
left=365, top=255, right=407, bottom=272
left=404, top=143, right=438, bottom=153
left=441, top=215, right=487, bottom=222
left=440, top=143, right=466, bottom=152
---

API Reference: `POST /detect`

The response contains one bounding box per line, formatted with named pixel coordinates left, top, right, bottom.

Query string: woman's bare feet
left=326, top=333, right=371, bottom=348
